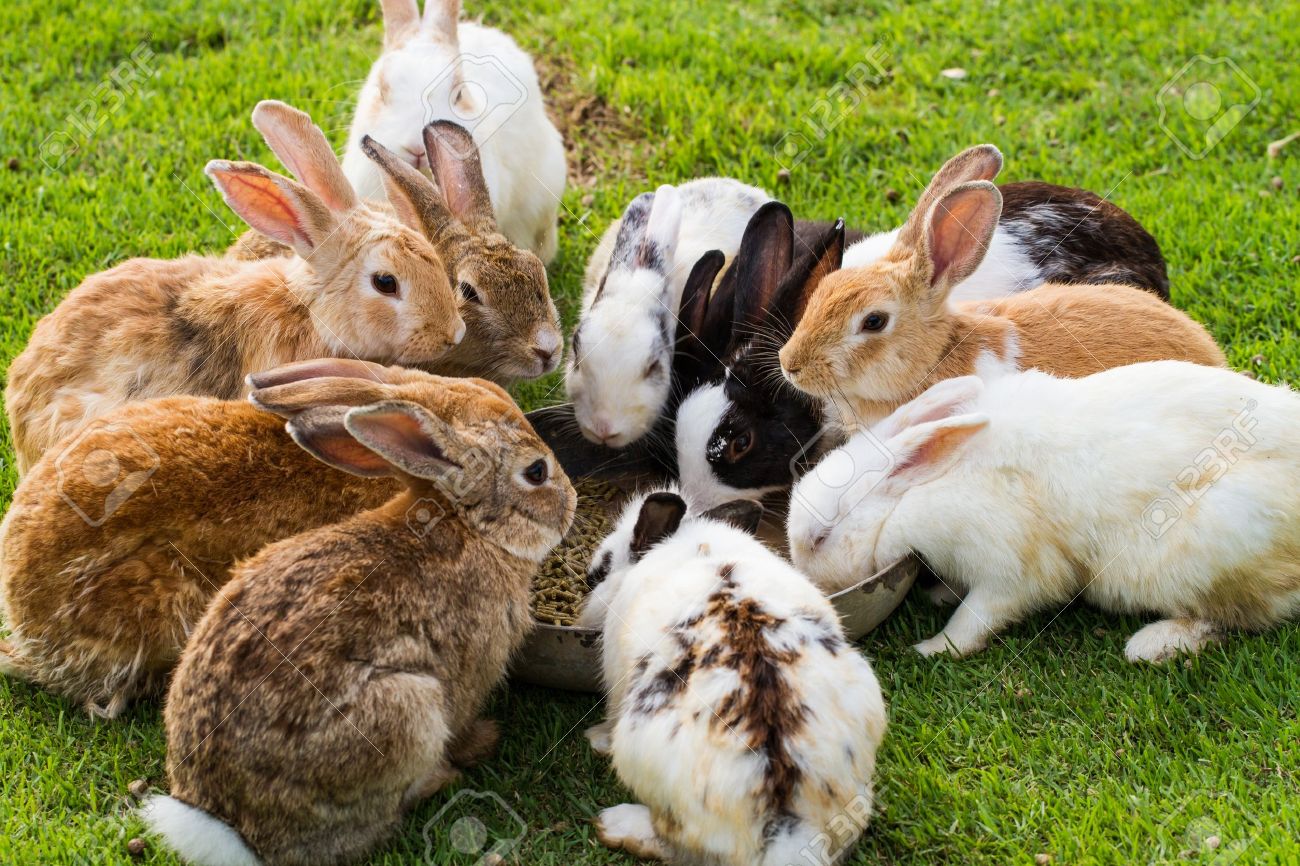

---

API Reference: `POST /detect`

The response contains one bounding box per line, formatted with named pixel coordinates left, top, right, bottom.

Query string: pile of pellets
left=532, top=479, right=620, bottom=626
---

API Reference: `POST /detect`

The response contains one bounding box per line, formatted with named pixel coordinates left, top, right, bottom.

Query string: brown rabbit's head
left=256, top=361, right=575, bottom=560
left=779, top=145, right=1004, bottom=417
left=361, top=121, right=563, bottom=383
left=206, top=100, right=466, bottom=368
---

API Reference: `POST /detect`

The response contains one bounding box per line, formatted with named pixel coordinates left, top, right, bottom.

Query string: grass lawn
left=3, top=0, right=1299, bottom=863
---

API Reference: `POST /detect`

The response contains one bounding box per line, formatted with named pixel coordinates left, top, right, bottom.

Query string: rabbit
left=578, top=490, right=887, bottom=866
left=0, top=359, right=506, bottom=718
left=140, top=376, right=575, bottom=866
left=232, top=117, right=563, bottom=384
left=566, top=177, right=772, bottom=448
left=779, top=145, right=1226, bottom=431
left=841, top=146, right=1169, bottom=301
left=339, top=0, right=565, bottom=263
left=4, top=100, right=465, bottom=474
left=788, top=363, right=1300, bottom=662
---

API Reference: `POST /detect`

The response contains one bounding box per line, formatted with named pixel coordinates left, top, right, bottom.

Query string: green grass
left=2, top=0, right=1299, bottom=863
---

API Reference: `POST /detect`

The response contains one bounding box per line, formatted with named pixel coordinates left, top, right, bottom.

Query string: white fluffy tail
left=140, top=795, right=261, bottom=866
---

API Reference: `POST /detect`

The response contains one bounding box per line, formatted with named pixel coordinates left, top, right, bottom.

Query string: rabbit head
left=567, top=186, right=685, bottom=448
left=676, top=205, right=844, bottom=511
left=210, top=100, right=466, bottom=366
left=788, top=375, right=987, bottom=590
left=252, top=363, right=575, bottom=560
left=363, top=121, right=562, bottom=382
left=779, top=145, right=1003, bottom=420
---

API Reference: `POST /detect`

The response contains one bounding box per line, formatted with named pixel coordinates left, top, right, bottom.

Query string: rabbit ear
left=423, top=121, right=497, bottom=232
left=729, top=202, right=795, bottom=341
left=872, top=375, right=985, bottom=441
left=287, top=406, right=395, bottom=477
left=779, top=218, right=845, bottom=330
left=701, top=500, right=764, bottom=534
left=916, top=181, right=1002, bottom=303
left=250, top=377, right=396, bottom=418
left=674, top=249, right=728, bottom=379
left=421, top=0, right=461, bottom=42
left=381, top=0, right=420, bottom=48
left=360, top=135, right=455, bottom=237
left=631, top=491, right=687, bottom=557
left=250, top=100, right=357, bottom=213
left=638, top=185, right=682, bottom=272
left=894, top=144, right=1003, bottom=251
left=205, top=160, right=337, bottom=259
left=881, top=413, right=989, bottom=491
left=609, top=192, right=656, bottom=272
left=246, top=358, right=394, bottom=391
left=343, top=400, right=462, bottom=482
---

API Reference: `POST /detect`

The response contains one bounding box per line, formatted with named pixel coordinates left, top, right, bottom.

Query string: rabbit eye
left=860, top=311, right=889, bottom=333
left=371, top=273, right=399, bottom=296
left=523, top=459, right=549, bottom=486
left=460, top=281, right=483, bottom=304
left=644, top=359, right=663, bottom=379
left=725, top=430, right=755, bottom=463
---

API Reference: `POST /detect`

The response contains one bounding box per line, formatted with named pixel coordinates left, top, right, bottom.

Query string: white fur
left=341, top=10, right=565, bottom=261
left=673, top=383, right=787, bottom=511
left=566, top=178, right=771, bottom=446
left=140, top=795, right=261, bottom=866
left=586, top=497, right=887, bottom=866
left=791, top=362, right=1300, bottom=660
left=1125, top=618, right=1219, bottom=663
left=843, top=225, right=1042, bottom=303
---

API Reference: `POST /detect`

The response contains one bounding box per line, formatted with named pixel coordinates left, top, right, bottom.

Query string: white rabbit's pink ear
left=638, top=185, right=682, bottom=271
left=343, top=400, right=463, bottom=482
left=251, top=100, right=357, bottom=213
left=916, top=181, right=1002, bottom=303
left=205, top=161, right=337, bottom=259
left=381, top=0, right=420, bottom=48
left=287, top=406, right=394, bottom=477
left=881, top=413, right=988, bottom=491
left=872, top=376, right=984, bottom=441
left=421, top=0, right=461, bottom=42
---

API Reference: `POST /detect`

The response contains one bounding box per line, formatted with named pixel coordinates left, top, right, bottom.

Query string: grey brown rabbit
left=142, top=379, right=575, bottom=866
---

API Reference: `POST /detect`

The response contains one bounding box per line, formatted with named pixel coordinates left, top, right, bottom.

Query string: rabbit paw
left=914, top=635, right=958, bottom=657
left=585, top=720, right=614, bottom=756
left=595, top=804, right=669, bottom=860
left=1124, top=618, right=1218, bottom=663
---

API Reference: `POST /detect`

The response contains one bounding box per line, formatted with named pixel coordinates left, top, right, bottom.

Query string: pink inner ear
left=314, top=434, right=393, bottom=475
left=216, top=169, right=310, bottom=250
left=928, top=190, right=992, bottom=286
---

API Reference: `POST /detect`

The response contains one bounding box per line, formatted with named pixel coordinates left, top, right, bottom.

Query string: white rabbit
left=581, top=490, right=888, bottom=866
left=788, top=362, right=1300, bottom=662
left=566, top=178, right=771, bottom=447
left=340, top=0, right=565, bottom=262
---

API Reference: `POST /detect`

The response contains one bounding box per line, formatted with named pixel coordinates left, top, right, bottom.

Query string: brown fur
left=780, top=148, right=1225, bottom=427
left=231, top=120, right=560, bottom=385
left=5, top=102, right=463, bottom=474
left=162, top=382, right=575, bottom=866
left=0, top=363, right=514, bottom=716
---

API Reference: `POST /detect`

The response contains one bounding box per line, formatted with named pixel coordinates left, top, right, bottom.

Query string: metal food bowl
left=512, top=405, right=919, bottom=693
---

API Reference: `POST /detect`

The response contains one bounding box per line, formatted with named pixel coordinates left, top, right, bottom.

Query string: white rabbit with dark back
left=788, top=362, right=1300, bottom=662
left=580, top=490, right=887, bottom=866
left=341, top=0, right=566, bottom=262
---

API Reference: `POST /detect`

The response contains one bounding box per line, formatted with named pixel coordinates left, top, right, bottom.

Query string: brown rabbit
left=141, top=381, right=575, bottom=866
left=779, top=145, right=1226, bottom=428
left=0, top=359, right=507, bottom=718
left=232, top=120, right=562, bottom=384
left=4, top=100, right=465, bottom=474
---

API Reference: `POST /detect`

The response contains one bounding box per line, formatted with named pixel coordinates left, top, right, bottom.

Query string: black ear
left=631, top=492, right=688, bottom=557
left=730, top=201, right=795, bottom=341
left=776, top=218, right=845, bottom=332
left=674, top=250, right=728, bottom=389
left=701, top=500, right=764, bottom=535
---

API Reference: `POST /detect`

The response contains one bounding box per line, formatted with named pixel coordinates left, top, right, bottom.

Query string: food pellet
left=532, top=479, right=619, bottom=626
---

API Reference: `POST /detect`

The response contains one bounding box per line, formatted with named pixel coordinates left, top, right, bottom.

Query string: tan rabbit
left=4, top=100, right=464, bottom=473
left=0, top=359, right=508, bottom=718
left=779, top=145, right=1226, bottom=428
left=141, top=381, right=575, bottom=866
left=233, top=120, right=562, bottom=383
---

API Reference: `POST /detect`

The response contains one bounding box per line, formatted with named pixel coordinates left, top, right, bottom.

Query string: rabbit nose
left=404, top=147, right=426, bottom=168
left=533, top=346, right=556, bottom=371
left=587, top=416, right=626, bottom=447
